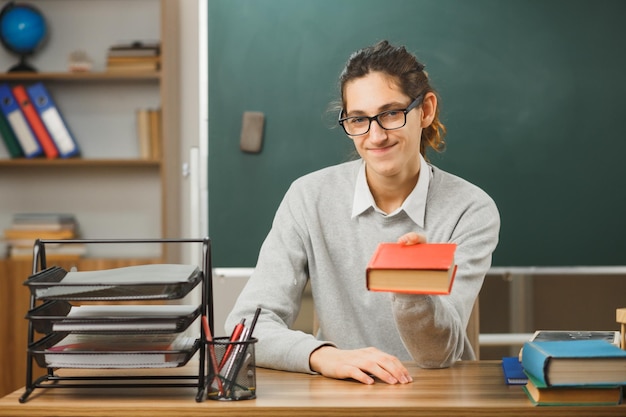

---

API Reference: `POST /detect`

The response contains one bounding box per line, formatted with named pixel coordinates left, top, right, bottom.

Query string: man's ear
left=420, top=92, right=437, bottom=128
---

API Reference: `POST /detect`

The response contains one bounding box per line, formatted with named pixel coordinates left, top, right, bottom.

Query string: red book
left=12, top=85, right=59, bottom=159
left=366, top=243, right=457, bottom=294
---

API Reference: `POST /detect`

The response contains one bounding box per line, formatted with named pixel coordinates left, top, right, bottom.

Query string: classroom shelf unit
left=0, top=0, right=181, bottom=260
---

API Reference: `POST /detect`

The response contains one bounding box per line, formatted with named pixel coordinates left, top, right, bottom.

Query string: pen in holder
left=207, top=336, right=257, bottom=401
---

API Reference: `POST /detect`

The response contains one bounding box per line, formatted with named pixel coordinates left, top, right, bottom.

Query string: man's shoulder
left=294, top=159, right=361, bottom=186
left=431, top=165, right=495, bottom=204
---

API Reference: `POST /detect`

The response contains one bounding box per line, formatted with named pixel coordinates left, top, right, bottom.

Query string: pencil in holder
left=206, top=336, right=257, bottom=400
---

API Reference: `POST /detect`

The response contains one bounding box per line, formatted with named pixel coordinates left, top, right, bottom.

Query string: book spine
left=0, top=108, right=24, bottom=158
left=0, top=83, right=42, bottom=158
left=26, top=82, right=80, bottom=158
left=148, top=108, right=161, bottom=160
left=12, top=85, right=59, bottom=159
left=521, top=341, right=550, bottom=387
left=136, top=108, right=151, bottom=159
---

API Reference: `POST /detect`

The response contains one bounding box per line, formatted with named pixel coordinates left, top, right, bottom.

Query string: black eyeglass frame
left=337, top=95, right=425, bottom=137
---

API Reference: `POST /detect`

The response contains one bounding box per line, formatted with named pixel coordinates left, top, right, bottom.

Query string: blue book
left=26, top=82, right=80, bottom=158
left=0, top=83, right=42, bottom=158
left=521, top=340, right=626, bottom=387
left=501, top=356, right=528, bottom=385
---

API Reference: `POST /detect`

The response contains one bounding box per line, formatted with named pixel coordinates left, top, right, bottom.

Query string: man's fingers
left=370, top=355, right=411, bottom=384
left=353, top=351, right=408, bottom=385
left=397, top=232, right=427, bottom=245
left=345, top=367, right=375, bottom=385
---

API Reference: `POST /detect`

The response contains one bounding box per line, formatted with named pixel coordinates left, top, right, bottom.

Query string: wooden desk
left=0, top=361, right=623, bottom=416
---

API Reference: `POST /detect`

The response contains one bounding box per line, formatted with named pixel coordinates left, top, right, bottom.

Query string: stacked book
left=520, top=338, right=626, bottom=406
left=0, top=82, right=80, bottom=159
left=3, top=213, right=85, bottom=260
left=106, top=41, right=160, bottom=73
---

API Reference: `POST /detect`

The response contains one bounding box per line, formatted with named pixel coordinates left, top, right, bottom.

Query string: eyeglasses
left=338, top=95, right=424, bottom=136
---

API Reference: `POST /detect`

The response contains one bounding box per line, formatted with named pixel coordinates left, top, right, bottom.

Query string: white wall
left=178, top=2, right=248, bottom=333
left=178, top=0, right=207, bottom=252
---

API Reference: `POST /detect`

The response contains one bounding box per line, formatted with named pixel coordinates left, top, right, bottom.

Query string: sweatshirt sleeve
left=391, top=186, right=500, bottom=368
left=225, top=186, right=333, bottom=374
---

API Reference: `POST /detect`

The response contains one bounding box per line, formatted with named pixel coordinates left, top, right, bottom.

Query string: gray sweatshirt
left=226, top=159, right=500, bottom=373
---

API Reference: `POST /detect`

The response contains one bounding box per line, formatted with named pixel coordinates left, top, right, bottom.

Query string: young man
left=226, top=40, right=500, bottom=385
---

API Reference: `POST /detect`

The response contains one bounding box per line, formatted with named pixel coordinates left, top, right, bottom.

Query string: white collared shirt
left=351, top=153, right=432, bottom=227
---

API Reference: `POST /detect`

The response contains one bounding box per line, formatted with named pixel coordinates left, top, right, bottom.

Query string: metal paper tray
left=29, top=332, right=201, bottom=369
left=24, top=265, right=202, bottom=301
left=26, top=301, right=201, bottom=334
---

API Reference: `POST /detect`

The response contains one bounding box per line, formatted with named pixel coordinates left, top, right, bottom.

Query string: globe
left=0, top=2, right=48, bottom=72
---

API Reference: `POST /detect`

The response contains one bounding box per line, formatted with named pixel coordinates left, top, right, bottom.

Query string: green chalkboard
left=208, top=0, right=626, bottom=267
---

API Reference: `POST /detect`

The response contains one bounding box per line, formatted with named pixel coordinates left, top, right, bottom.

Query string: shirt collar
left=351, top=154, right=432, bottom=227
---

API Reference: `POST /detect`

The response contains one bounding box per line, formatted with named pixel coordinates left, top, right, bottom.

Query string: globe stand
left=7, top=55, right=37, bottom=73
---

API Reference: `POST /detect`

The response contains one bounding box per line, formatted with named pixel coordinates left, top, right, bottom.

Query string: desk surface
left=0, top=361, right=623, bottom=417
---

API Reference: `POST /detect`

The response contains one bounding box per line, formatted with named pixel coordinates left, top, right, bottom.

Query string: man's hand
left=309, top=346, right=413, bottom=385
left=397, top=232, right=427, bottom=245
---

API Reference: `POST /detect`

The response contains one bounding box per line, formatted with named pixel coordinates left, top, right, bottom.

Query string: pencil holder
left=206, top=336, right=257, bottom=401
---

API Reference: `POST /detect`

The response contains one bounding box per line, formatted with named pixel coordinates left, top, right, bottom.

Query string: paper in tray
left=29, top=332, right=200, bottom=369
left=24, top=264, right=202, bottom=300
left=27, top=301, right=201, bottom=334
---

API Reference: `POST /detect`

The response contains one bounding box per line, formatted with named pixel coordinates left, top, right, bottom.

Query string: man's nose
left=368, top=119, right=388, bottom=142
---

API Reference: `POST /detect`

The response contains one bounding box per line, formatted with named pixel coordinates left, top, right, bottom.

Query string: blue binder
left=26, top=82, right=79, bottom=158
left=0, top=83, right=43, bottom=158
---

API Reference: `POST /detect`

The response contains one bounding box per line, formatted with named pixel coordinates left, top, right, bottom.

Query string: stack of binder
left=0, top=82, right=79, bottom=159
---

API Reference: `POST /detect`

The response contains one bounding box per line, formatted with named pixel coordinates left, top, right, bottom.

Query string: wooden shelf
left=0, top=72, right=161, bottom=82
left=0, top=159, right=161, bottom=168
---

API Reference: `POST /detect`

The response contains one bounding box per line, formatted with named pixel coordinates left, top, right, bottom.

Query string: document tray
left=24, top=264, right=202, bottom=301
left=29, top=332, right=200, bottom=369
left=27, top=300, right=202, bottom=334
left=20, top=238, right=214, bottom=403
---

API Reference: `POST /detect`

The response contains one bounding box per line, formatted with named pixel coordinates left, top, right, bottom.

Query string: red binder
left=12, top=85, right=59, bottom=159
